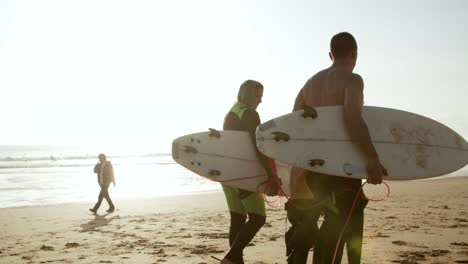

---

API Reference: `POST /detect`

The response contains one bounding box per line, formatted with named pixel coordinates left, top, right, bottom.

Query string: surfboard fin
left=271, top=131, right=290, bottom=142
left=209, top=170, right=221, bottom=176
left=208, top=128, right=221, bottom=138
left=302, top=106, right=318, bottom=119
left=308, top=159, right=325, bottom=167
left=183, top=145, right=198, bottom=154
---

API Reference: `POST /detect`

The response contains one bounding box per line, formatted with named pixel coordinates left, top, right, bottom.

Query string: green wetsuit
left=222, top=102, right=269, bottom=216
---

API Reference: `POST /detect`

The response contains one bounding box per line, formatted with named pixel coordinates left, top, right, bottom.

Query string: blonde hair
left=237, top=80, right=263, bottom=105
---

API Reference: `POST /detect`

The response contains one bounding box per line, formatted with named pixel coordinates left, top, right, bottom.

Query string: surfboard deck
left=172, top=130, right=293, bottom=196
left=256, top=106, right=468, bottom=180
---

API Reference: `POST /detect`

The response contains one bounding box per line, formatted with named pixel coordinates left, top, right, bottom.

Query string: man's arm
left=94, top=163, right=100, bottom=173
left=293, top=88, right=306, bottom=112
left=344, top=75, right=387, bottom=184
left=94, top=163, right=101, bottom=186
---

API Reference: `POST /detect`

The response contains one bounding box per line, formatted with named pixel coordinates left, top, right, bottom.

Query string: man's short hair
left=330, top=32, right=357, bottom=59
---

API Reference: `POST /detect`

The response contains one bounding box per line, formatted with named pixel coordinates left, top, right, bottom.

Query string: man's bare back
left=294, top=67, right=362, bottom=109
left=292, top=46, right=386, bottom=187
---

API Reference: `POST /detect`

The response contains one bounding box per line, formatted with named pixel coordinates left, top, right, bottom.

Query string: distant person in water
left=220, top=80, right=277, bottom=264
left=90, top=154, right=116, bottom=214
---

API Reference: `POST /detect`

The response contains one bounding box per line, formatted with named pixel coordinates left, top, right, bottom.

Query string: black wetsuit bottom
left=312, top=176, right=368, bottom=264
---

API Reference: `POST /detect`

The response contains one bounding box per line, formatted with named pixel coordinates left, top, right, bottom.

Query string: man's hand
left=262, top=179, right=279, bottom=196
left=366, top=160, right=388, bottom=184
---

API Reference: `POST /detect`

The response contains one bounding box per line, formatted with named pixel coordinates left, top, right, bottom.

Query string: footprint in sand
left=198, top=232, right=228, bottom=239
left=392, top=241, right=408, bottom=246
left=451, top=242, right=468, bottom=247
left=129, top=218, right=145, bottom=223
left=269, top=235, right=280, bottom=241
left=184, top=245, right=223, bottom=255
left=374, top=232, right=390, bottom=238
left=396, top=249, right=451, bottom=263
left=429, top=249, right=450, bottom=256
left=396, top=250, right=427, bottom=262
left=40, top=245, right=55, bottom=251
left=65, top=242, right=80, bottom=248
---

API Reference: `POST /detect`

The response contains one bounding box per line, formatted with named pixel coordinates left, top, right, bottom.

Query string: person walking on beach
left=291, top=32, right=387, bottom=264
left=220, top=80, right=277, bottom=264
left=90, top=153, right=116, bottom=214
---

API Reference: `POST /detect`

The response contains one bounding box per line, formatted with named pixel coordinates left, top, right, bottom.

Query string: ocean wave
left=0, top=161, right=175, bottom=170
left=0, top=153, right=171, bottom=162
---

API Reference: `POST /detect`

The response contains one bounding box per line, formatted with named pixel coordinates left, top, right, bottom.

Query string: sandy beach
left=0, top=177, right=467, bottom=264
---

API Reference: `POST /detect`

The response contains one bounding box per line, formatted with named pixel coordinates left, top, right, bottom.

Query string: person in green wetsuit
left=220, top=80, right=277, bottom=264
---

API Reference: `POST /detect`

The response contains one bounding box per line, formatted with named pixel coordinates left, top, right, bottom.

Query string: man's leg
left=92, top=188, right=105, bottom=211
left=286, top=199, right=321, bottom=264
left=285, top=202, right=298, bottom=261
left=345, top=202, right=365, bottom=264
left=101, top=184, right=115, bottom=211
left=312, top=208, right=346, bottom=264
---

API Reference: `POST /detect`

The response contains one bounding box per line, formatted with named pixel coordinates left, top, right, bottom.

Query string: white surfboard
left=256, top=106, right=468, bottom=180
left=172, top=129, right=293, bottom=195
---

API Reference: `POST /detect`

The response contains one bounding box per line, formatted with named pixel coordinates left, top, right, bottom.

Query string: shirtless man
left=292, top=32, right=387, bottom=264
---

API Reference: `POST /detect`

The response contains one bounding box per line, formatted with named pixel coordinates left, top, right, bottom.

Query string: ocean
left=1, top=145, right=466, bottom=209
left=0, top=145, right=220, bottom=208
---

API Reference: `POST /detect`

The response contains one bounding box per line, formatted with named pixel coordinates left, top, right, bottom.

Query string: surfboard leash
left=270, top=177, right=390, bottom=264
left=256, top=178, right=287, bottom=208
left=331, top=181, right=391, bottom=264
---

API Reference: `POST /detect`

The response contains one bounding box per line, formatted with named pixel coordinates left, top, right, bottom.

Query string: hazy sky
left=1, top=0, right=467, bottom=153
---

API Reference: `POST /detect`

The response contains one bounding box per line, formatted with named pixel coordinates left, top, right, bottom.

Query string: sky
left=1, top=0, right=467, bottom=154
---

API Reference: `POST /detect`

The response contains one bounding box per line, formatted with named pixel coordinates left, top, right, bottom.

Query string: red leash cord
left=331, top=181, right=390, bottom=264
left=197, top=165, right=391, bottom=264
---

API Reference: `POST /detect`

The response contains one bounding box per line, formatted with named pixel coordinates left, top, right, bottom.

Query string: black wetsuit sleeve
left=243, top=110, right=275, bottom=180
